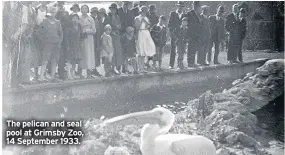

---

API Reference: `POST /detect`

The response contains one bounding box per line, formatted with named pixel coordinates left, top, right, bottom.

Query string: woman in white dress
left=79, top=5, right=96, bottom=78
left=134, top=6, right=156, bottom=73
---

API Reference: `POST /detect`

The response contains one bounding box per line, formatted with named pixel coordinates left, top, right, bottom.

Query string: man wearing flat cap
left=186, top=1, right=204, bottom=67
left=209, top=5, right=225, bottom=65
left=168, top=1, right=187, bottom=69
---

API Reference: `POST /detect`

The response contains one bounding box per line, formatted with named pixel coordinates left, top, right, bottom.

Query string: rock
left=213, top=101, right=249, bottom=114
left=238, top=97, right=251, bottom=105
left=214, top=93, right=239, bottom=103
left=216, top=148, right=231, bottom=155
left=226, top=132, right=259, bottom=148
left=104, top=146, right=131, bottom=155
left=233, top=79, right=244, bottom=86
left=257, top=59, right=284, bottom=76
left=243, top=148, right=256, bottom=155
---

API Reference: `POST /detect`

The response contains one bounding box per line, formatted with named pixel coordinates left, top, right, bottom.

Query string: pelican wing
left=169, top=135, right=216, bottom=155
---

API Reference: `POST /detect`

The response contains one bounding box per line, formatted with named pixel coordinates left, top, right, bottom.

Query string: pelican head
left=103, top=107, right=175, bottom=134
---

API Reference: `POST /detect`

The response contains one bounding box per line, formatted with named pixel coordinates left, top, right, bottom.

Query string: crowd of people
left=3, top=1, right=247, bottom=88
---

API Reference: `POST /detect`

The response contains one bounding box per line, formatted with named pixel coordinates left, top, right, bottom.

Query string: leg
left=213, top=41, right=220, bottom=64
left=187, top=43, right=196, bottom=67
left=238, top=42, right=243, bottom=62
left=169, top=37, right=176, bottom=68
left=39, top=61, right=48, bottom=81
left=177, top=45, right=183, bottom=69
left=158, top=47, right=163, bottom=69
left=208, top=40, right=213, bottom=64
left=50, top=61, right=57, bottom=79
left=57, top=52, right=65, bottom=79
left=132, top=58, right=138, bottom=73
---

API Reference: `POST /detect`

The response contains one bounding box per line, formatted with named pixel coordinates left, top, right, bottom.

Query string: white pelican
left=103, top=107, right=216, bottom=155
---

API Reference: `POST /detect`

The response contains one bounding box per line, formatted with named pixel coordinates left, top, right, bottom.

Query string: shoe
left=169, top=66, right=174, bottom=69
left=214, top=62, right=220, bottom=65
left=133, top=71, right=139, bottom=74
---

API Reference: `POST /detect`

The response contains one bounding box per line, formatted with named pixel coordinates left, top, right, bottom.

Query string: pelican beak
left=103, top=110, right=161, bottom=127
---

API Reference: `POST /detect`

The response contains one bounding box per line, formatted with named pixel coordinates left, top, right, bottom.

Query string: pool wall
left=3, top=59, right=268, bottom=117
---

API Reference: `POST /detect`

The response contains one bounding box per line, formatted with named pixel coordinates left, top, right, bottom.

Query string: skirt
left=136, top=29, right=156, bottom=57
left=80, top=35, right=96, bottom=69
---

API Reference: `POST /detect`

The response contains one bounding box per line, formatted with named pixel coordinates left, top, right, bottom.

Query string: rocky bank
left=4, top=59, right=284, bottom=155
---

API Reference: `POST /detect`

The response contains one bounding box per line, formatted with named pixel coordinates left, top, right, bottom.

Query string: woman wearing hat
left=134, top=5, right=156, bottom=73
left=70, top=3, right=80, bottom=15
left=79, top=5, right=96, bottom=78
left=105, top=3, right=123, bottom=75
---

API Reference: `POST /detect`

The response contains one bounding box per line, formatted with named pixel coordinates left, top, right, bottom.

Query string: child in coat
left=101, top=24, right=114, bottom=77
left=65, top=13, right=82, bottom=79
left=150, top=15, right=167, bottom=70
left=121, top=26, right=138, bottom=74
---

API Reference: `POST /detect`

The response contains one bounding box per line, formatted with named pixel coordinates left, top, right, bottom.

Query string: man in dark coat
left=90, top=7, right=102, bottom=76
left=225, top=4, right=242, bottom=63
left=147, top=4, right=159, bottom=27
left=186, top=1, right=203, bottom=67
left=56, top=1, right=70, bottom=80
left=173, top=17, right=188, bottom=69
left=168, top=1, right=187, bottom=69
left=118, top=1, right=133, bottom=34
left=237, top=8, right=247, bottom=62
left=209, top=5, right=225, bottom=64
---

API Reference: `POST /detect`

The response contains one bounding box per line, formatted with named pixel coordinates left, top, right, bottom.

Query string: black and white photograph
left=2, top=1, right=284, bottom=155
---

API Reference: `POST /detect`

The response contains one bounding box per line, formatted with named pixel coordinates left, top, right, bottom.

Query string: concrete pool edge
left=3, top=58, right=269, bottom=94
left=3, top=58, right=269, bottom=107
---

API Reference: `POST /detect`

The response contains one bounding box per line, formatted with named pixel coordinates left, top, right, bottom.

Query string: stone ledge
left=4, top=58, right=269, bottom=94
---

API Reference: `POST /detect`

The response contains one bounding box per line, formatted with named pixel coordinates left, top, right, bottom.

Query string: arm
left=168, top=12, right=175, bottom=33
left=134, top=17, right=141, bottom=30
left=90, top=17, right=96, bottom=34
left=221, top=18, right=225, bottom=40
left=150, top=25, right=160, bottom=45
left=225, top=15, right=232, bottom=32
left=57, top=21, right=63, bottom=44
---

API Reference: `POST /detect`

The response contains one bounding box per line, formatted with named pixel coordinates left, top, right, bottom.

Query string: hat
left=47, top=5, right=58, bottom=13
left=193, top=1, right=201, bottom=8
left=90, top=7, right=98, bottom=13
left=240, top=8, right=246, bottom=13
left=126, top=26, right=134, bottom=33
left=201, top=5, right=209, bottom=10
left=182, top=17, right=188, bottom=21
left=99, top=8, right=106, bottom=14
left=159, top=15, right=166, bottom=21
left=176, top=1, right=185, bottom=7
left=57, top=1, right=65, bottom=5
left=109, top=3, right=118, bottom=9
left=140, top=5, right=148, bottom=12
left=139, top=1, right=147, bottom=6
left=218, top=5, right=224, bottom=12
left=70, top=4, right=80, bottom=11
left=133, top=1, right=139, bottom=7
left=123, top=1, right=131, bottom=4
left=149, top=4, right=156, bottom=11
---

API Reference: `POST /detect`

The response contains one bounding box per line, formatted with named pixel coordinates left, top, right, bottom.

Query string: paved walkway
left=95, top=50, right=284, bottom=75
